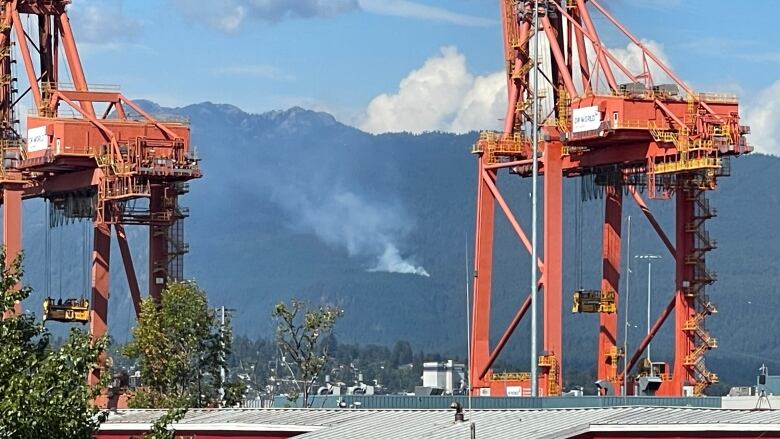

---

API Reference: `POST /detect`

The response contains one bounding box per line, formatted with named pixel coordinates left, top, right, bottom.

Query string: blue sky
left=66, top=0, right=780, bottom=152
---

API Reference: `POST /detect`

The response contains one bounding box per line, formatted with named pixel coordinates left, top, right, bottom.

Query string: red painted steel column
left=672, top=187, right=695, bottom=395
left=470, top=159, right=496, bottom=393
left=574, top=0, right=619, bottom=91
left=11, top=11, right=43, bottom=109
left=543, top=141, right=563, bottom=394
left=541, top=16, right=578, bottom=99
left=3, top=185, right=22, bottom=315
left=56, top=12, right=95, bottom=117
left=115, top=224, right=142, bottom=317
left=598, top=186, right=622, bottom=384
left=572, top=9, right=592, bottom=94
left=149, top=185, right=166, bottom=300
left=89, top=220, right=111, bottom=385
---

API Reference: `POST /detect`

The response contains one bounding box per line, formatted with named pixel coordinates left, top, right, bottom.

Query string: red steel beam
left=11, top=11, right=43, bottom=110
left=23, top=168, right=101, bottom=198
left=484, top=159, right=534, bottom=170
left=541, top=15, right=578, bottom=99
left=56, top=11, right=95, bottom=117
left=629, top=186, right=676, bottom=258
left=470, top=160, right=497, bottom=391
left=115, top=223, right=142, bottom=318
left=2, top=184, right=22, bottom=316
left=572, top=8, right=592, bottom=94
left=551, top=2, right=638, bottom=85
left=148, top=185, right=167, bottom=300
left=481, top=169, right=544, bottom=271
left=88, top=220, right=111, bottom=385
left=672, top=188, right=696, bottom=393
left=121, top=97, right=179, bottom=140
left=623, top=294, right=675, bottom=376
left=57, top=90, right=121, bottom=103
left=543, top=141, right=564, bottom=393
left=588, top=0, right=692, bottom=96
left=479, top=292, right=532, bottom=380
left=573, top=0, right=618, bottom=91
left=598, top=185, right=622, bottom=382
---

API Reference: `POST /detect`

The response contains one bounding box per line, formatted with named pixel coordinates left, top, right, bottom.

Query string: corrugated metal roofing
left=292, top=407, right=780, bottom=439
left=101, top=406, right=780, bottom=438
left=281, top=395, right=721, bottom=409
left=102, top=408, right=371, bottom=430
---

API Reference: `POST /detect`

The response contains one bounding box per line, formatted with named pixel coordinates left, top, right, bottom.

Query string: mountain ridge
left=28, top=100, right=780, bottom=386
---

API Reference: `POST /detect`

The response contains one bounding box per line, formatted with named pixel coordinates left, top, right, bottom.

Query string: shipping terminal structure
left=469, top=0, right=751, bottom=397
left=0, top=0, right=200, bottom=385
left=0, top=0, right=756, bottom=401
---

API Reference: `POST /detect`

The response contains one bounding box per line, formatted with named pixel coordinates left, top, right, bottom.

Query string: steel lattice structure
left=0, top=0, right=200, bottom=384
left=470, top=0, right=750, bottom=397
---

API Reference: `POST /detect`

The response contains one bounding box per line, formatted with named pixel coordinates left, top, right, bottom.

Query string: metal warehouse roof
left=100, top=408, right=373, bottom=433
left=295, top=406, right=780, bottom=439
left=100, top=406, right=780, bottom=438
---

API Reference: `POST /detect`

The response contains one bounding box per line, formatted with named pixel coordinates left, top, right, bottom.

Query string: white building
left=422, top=360, right=465, bottom=394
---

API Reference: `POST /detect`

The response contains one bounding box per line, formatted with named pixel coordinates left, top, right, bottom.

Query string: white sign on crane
left=572, top=106, right=602, bottom=133
left=27, top=126, right=49, bottom=152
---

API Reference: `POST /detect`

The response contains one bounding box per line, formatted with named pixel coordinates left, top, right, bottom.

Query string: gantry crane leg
left=598, top=185, right=622, bottom=389
left=2, top=184, right=22, bottom=316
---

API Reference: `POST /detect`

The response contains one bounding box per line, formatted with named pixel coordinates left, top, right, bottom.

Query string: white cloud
left=69, top=0, right=142, bottom=46
left=215, top=64, right=295, bottom=81
left=744, top=80, right=780, bottom=156
left=359, top=39, right=675, bottom=135
left=170, top=0, right=247, bottom=32
left=358, top=0, right=496, bottom=27
left=607, top=39, right=673, bottom=85
left=359, top=46, right=504, bottom=134
left=171, top=0, right=358, bottom=31
left=170, top=0, right=493, bottom=32
left=449, top=71, right=506, bottom=133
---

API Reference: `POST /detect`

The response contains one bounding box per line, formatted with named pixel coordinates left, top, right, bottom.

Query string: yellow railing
left=492, top=372, right=531, bottom=382
left=557, top=86, right=570, bottom=131
left=711, top=124, right=731, bottom=138
left=653, top=157, right=721, bottom=175
left=473, top=131, right=530, bottom=163
left=54, top=82, right=121, bottom=92
left=614, top=120, right=652, bottom=129
left=686, top=94, right=696, bottom=126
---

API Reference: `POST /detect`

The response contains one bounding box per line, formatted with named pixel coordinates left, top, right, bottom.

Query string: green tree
left=143, top=407, right=187, bottom=439
left=122, top=280, right=239, bottom=408
left=391, top=340, right=413, bottom=367
left=273, top=299, right=343, bottom=406
left=0, top=251, right=108, bottom=439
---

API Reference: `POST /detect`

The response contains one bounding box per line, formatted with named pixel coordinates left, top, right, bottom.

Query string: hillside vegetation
left=23, top=101, right=779, bottom=386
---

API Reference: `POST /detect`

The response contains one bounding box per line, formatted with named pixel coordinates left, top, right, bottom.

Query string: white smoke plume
left=370, top=244, right=430, bottom=277
left=271, top=184, right=430, bottom=277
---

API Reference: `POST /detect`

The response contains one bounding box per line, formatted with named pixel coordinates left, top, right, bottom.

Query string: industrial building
left=97, top=406, right=780, bottom=438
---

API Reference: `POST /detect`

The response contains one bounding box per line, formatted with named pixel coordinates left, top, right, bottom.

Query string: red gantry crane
left=0, top=0, right=200, bottom=383
left=470, top=0, right=750, bottom=397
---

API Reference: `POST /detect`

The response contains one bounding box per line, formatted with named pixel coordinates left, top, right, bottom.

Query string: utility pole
left=623, top=216, right=631, bottom=396
left=220, top=306, right=226, bottom=406
left=530, top=0, right=540, bottom=398
left=635, top=254, right=661, bottom=365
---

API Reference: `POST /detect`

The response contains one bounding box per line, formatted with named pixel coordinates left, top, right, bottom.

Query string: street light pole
left=530, top=0, right=540, bottom=398
left=635, top=255, right=661, bottom=367
left=623, top=216, right=631, bottom=396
